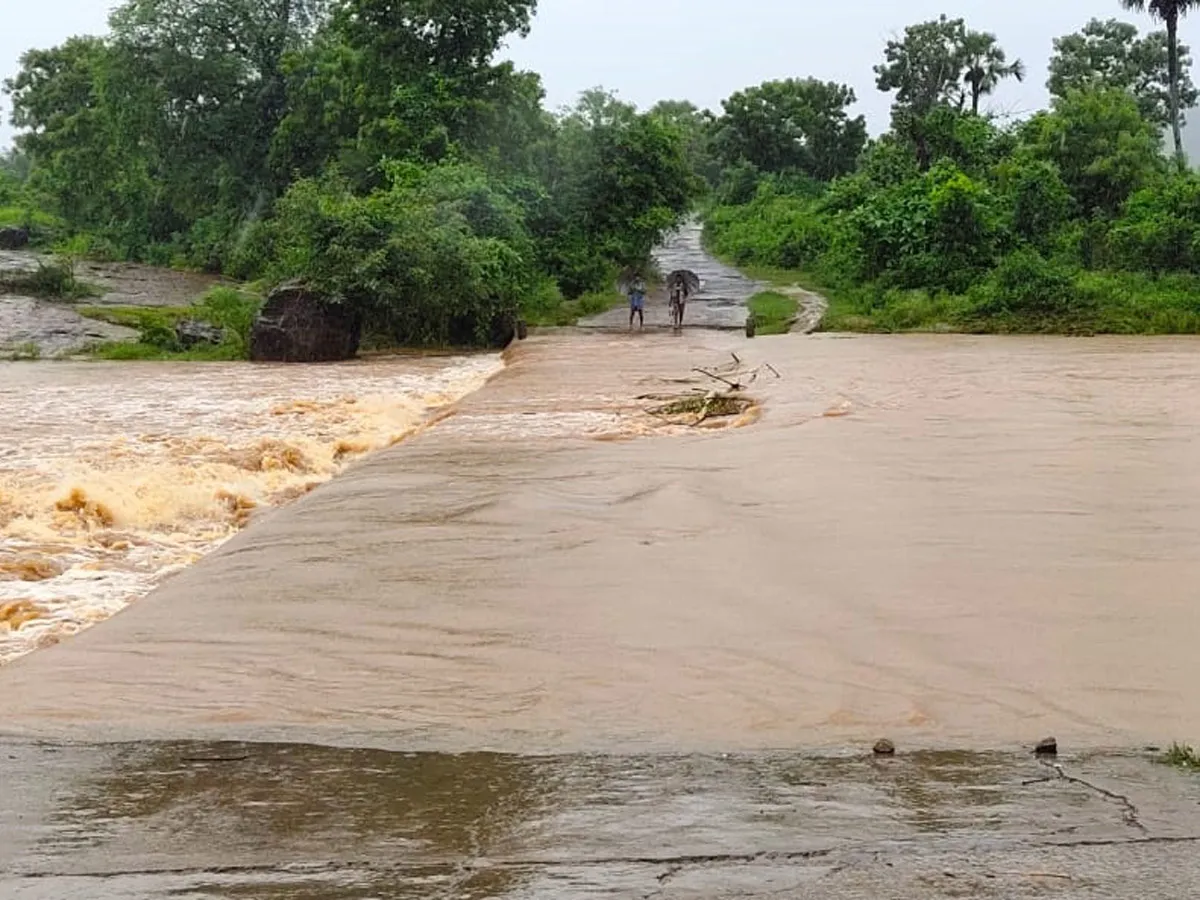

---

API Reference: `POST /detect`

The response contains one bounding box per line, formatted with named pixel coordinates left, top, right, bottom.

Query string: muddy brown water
left=5, top=329, right=1200, bottom=896
left=3, top=331, right=1200, bottom=753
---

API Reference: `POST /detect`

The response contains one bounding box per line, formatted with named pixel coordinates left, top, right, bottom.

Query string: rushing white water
left=0, top=354, right=503, bottom=664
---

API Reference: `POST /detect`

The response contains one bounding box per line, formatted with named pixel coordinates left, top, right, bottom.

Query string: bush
left=1110, top=175, right=1200, bottom=274
left=267, top=165, right=535, bottom=347
left=969, top=249, right=1089, bottom=323
left=194, top=286, right=261, bottom=355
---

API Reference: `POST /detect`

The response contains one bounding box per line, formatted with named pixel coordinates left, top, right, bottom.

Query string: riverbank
left=0, top=249, right=224, bottom=359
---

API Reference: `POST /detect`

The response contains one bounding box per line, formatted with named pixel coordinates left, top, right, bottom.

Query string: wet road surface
left=4, top=742, right=1200, bottom=898
left=578, top=222, right=759, bottom=331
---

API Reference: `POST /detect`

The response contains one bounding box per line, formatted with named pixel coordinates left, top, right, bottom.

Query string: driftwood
left=645, top=353, right=780, bottom=427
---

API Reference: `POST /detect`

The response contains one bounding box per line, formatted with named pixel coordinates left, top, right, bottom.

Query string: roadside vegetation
left=747, top=292, right=799, bottom=335
left=6, top=3, right=1200, bottom=342
left=1164, top=744, right=1200, bottom=771
left=699, top=9, right=1200, bottom=334
left=1, top=1, right=699, bottom=349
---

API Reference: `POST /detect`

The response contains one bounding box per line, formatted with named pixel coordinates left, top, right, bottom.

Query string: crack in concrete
left=1042, top=761, right=1149, bottom=833
left=18, top=837, right=1200, bottom=881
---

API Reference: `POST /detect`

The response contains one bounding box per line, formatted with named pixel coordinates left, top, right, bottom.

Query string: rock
left=175, top=319, right=225, bottom=348
left=249, top=282, right=361, bottom=363
left=745, top=313, right=757, bottom=339
left=0, top=227, right=30, bottom=250
left=873, top=738, right=896, bottom=756
left=1035, top=737, right=1059, bottom=756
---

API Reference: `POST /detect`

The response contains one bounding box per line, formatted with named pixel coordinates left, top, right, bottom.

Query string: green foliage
left=3, top=0, right=695, bottom=349
left=1163, top=744, right=1200, bottom=770
left=705, top=32, right=1197, bottom=338
left=1049, top=19, right=1198, bottom=130
left=262, top=165, right=534, bottom=346
left=995, top=157, right=1075, bottom=251
left=968, top=249, right=1088, bottom=322
left=713, top=79, right=867, bottom=181
left=78, top=285, right=261, bottom=358
left=0, top=260, right=92, bottom=299
left=1025, top=88, right=1165, bottom=218
left=1110, top=174, right=1200, bottom=271
left=747, top=291, right=799, bottom=335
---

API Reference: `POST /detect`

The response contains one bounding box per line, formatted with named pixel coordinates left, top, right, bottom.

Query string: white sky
left=3, top=0, right=1198, bottom=147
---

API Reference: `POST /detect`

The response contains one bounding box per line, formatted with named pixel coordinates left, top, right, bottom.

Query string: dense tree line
left=704, top=7, right=1200, bottom=333
left=8, top=1, right=1200, bottom=342
left=2, top=0, right=697, bottom=345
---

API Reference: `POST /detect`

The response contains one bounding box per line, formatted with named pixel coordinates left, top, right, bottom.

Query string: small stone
left=1035, top=737, right=1058, bottom=756
left=873, top=738, right=896, bottom=756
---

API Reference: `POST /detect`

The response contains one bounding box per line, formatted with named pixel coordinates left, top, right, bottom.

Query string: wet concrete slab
left=3, top=743, right=1199, bottom=898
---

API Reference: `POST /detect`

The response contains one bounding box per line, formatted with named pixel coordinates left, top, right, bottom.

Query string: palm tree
left=1122, top=0, right=1199, bottom=168
left=961, top=31, right=1026, bottom=114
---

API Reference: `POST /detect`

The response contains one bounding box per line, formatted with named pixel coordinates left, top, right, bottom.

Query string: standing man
left=628, top=275, right=646, bottom=331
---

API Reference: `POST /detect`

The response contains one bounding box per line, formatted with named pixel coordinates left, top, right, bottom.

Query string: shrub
left=969, top=249, right=1089, bottom=323
left=1110, top=175, right=1200, bottom=274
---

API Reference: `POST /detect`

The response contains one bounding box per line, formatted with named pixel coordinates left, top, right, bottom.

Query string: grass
left=0, top=205, right=63, bottom=232
left=1163, top=744, right=1200, bottom=771
left=2, top=341, right=42, bottom=361
left=80, top=285, right=262, bottom=361
left=521, top=278, right=627, bottom=327
left=747, top=290, right=799, bottom=335
left=90, top=341, right=246, bottom=361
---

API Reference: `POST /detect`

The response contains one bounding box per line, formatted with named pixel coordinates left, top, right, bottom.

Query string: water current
left=0, top=355, right=502, bottom=663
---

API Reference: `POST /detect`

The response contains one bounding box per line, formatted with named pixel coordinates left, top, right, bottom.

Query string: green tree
left=1025, top=88, right=1165, bottom=217
left=714, top=78, right=867, bottom=181
left=648, top=99, right=721, bottom=188
left=961, top=30, right=1025, bottom=114
left=273, top=0, right=541, bottom=187
left=1049, top=18, right=1197, bottom=130
left=875, top=16, right=970, bottom=118
left=534, top=91, right=696, bottom=295
left=1120, top=0, right=1200, bottom=168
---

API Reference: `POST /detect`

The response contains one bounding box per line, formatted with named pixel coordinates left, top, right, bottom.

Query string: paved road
left=4, top=742, right=1199, bottom=898
left=578, top=221, right=762, bottom=331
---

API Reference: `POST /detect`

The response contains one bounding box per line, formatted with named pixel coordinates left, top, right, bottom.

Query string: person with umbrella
left=668, top=270, right=699, bottom=330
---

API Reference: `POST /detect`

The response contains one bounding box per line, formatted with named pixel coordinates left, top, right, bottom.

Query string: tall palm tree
left=1122, top=0, right=1199, bottom=168
left=961, top=31, right=1026, bottom=114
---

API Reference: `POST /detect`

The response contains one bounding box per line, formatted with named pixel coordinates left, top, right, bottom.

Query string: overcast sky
left=3, top=0, right=1198, bottom=148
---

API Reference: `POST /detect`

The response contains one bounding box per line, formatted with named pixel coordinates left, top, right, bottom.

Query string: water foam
left=0, top=354, right=502, bottom=664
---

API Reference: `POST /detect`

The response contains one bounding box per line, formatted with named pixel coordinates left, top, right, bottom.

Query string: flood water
left=5, top=327, right=1200, bottom=897
left=0, top=355, right=502, bottom=663
left=2, top=331, right=1200, bottom=754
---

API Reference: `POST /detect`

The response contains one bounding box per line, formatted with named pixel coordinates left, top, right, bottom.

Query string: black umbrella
left=666, top=269, right=701, bottom=294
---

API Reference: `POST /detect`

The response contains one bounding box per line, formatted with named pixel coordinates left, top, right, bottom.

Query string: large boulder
left=249, top=283, right=361, bottom=363
left=0, top=227, right=30, bottom=250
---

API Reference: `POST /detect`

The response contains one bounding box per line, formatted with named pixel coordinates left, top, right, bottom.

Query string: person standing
left=628, top=275, right=646, bottom=330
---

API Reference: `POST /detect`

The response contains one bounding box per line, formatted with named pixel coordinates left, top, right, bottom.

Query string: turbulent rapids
left=0, top=355, right=503, bottom=663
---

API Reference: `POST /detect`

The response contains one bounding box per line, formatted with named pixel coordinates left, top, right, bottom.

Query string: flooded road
left=3, top=331, right=1200, bottom=753
left=5, top=326, right=1200, bottom=896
